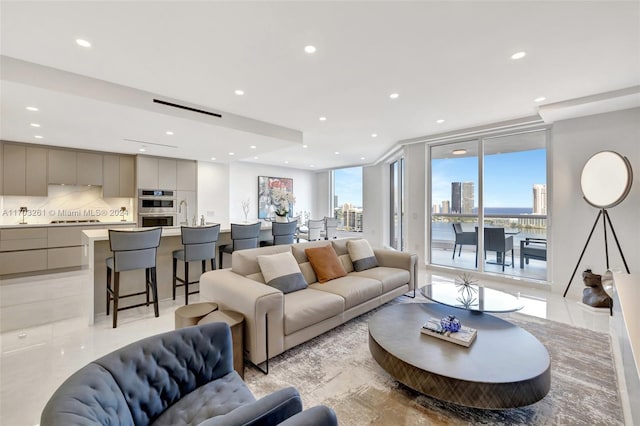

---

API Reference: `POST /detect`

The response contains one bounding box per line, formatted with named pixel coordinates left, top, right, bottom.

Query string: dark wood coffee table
left=368, top=303, right=550, bottom=409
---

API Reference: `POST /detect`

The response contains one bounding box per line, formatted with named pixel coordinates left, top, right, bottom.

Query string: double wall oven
left=138, top=189, right=177, bottom=227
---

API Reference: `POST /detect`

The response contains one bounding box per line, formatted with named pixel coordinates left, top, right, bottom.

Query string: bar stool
left=261, top=220, right=298, bottom=246
left=172, top=224, right=220, bottom=305
left=218, top=222, right=262, bottom=269
left=106, top=228, right=162, bottom=328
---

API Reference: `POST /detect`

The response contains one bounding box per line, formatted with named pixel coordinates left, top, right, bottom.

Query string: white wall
left=550, top=107, right=640, bottom=297
left=362, top=164, right=386, bottom=248
left=227, top=162, right=316, bottom=222
left=197, top=161, right=230, bottom=225
left=314, top=171, right=331, bottom=220
left=404, top=144, right=427, bottom=266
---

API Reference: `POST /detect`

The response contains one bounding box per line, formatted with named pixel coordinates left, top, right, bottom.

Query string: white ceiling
left=1, top=1, right=639, bottom=170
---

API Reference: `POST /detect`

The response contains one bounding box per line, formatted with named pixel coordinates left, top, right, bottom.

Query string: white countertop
left=81, top=222, right=272, bottom=241
left=614, top=272, right=639, bottom=374
left=0, top=221, right=137, bottom=229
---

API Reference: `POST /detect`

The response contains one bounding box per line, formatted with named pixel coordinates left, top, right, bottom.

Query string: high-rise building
left=451, top=182, right=462, bottom=213
left=533, top=184, right=547, bottom=214
left=432, top=204, right=440, bottom=214
left=442, top=200, right=450, bottom=214
left=462, top=182, right=474, bottom=214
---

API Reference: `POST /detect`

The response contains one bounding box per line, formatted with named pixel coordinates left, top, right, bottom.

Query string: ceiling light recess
left=319, top=116, right=327, bottom=121
left=30, top=123, right=41, bottom=127
left=534, top=96, right=546, bottom=103
left=235, top=89, right=244, bottom=96
left=26, top=106, right=39, bottom=112
left=452, top=149, right=467, bottom=155
left=304, top=45, right=317, bottom=54
left=75, top=38, right=91, bottom=48
left=511, top=51, right=526, bottom=60
left=436, top=119, right=445, bottom=124
left=389, top=93, right=399, bottom=99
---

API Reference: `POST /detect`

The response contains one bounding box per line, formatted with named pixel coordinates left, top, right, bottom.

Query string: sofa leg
left=403, top=287, right=416, bottom=298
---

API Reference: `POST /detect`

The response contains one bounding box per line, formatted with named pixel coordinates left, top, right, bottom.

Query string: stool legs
left=184, top=262, right=190, bottom=305
left=112, top=271, right=120, bottom=328
left=106, top=266, right=112, bottom=315
left=172, top=257, right=177, bottom=300
left=150, top=267, right=159, bottom=317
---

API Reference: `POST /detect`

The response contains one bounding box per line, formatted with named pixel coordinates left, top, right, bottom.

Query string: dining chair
left=172, top=224, right=220, bottom=305
left=297, top=219, right=324, bottom=242
left=324, top=217, right=338, bottom=240
left=484, top=227, right=514, bottom=271
left=106, top=227, right=162, bottom=328
left=218, top=222, right=262, bottom=268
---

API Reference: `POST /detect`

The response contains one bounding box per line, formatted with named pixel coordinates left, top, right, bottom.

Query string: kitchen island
left=81, top=223, right=273, bottom=324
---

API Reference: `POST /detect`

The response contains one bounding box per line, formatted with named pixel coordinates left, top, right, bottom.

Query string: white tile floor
left=0, top=267, right=611, bottom=426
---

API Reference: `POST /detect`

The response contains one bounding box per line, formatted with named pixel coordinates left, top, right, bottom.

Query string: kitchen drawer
left=47, top=247, right=83, bottom=269
left=48, top=227, right=82, bottom=248
left=0, top=250, right=48, bottom=275
left=0, top=238, right=48, bottom=252
left=1, top=228, right=47, bottom=240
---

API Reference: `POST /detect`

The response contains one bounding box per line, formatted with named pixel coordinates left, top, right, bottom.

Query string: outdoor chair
left=452, top=223, right=477, bottom=261
left=520, top=237, right=547, bottom=268
left=484, top=227, right=514, bottom=271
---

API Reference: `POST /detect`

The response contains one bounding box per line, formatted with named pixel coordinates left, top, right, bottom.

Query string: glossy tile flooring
left=0, top=267, right=611, bottom=426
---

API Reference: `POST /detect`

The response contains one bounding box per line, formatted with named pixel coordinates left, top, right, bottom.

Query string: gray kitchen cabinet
left=158, top=158, right=177, bottom=189
left=1, top=143, right=47, bottom=196
left=137, top=155, right=160, bottom=189
left=177, top=159, right=197, bottom=191
left=103, top=154, right=135, bottom=197
left=77, top=152, right=103, bottom=186
left=48, top=149, right=77, bottom=185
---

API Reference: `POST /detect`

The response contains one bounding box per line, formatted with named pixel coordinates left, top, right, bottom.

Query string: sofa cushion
left=152, top=371, right=255, bottom=426
left=291, top=240, right=331, bottom=263
left=305, top=245, right=347, bottom=283
left=309, top=275, right=382, bottom=309
left=283, top=289, right=345, bottom=335
left=231, top=245, right=291, bottom=277
left=338, top=254, right=354, bottom=273
left=347, top=239, right=379, bottom=272
left=298, top=262, right=317, bottom=284
left=351, top=267, right=410, bottom=293
left=257, top=252, right=307, bottom=294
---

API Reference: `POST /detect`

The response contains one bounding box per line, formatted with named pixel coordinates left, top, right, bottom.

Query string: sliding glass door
left=390, top=158, right=404, bottom=250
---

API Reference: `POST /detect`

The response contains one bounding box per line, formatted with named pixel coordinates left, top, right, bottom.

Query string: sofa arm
left=196, top=387, right=302, bottom=426
left=277, top=405, right=338, bottom=426
left=373, top=249, right=418, bottom=292
left=200, top=269, right=285, bottom=364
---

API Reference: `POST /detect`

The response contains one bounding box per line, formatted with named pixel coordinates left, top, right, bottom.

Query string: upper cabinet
left=103, top=154, right=135, bottom=198
left=77, top=152, right=103, bottom=186
left=1, top=143, right=47, bottom=196
left=137, top=156, right=194, bottom=191
left=48, top=149, right=77, bottom=185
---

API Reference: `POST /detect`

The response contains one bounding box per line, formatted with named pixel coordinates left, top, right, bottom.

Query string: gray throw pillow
left=257, top=251, right=308, bottom=294
left=347, top=239, right=379, bottom=272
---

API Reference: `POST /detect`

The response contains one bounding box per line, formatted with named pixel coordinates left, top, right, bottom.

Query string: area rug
left=244, top=297, right=623, bottom=425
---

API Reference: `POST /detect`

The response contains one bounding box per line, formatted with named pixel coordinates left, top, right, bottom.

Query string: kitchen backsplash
left=0, top=185, right=134, bottom=225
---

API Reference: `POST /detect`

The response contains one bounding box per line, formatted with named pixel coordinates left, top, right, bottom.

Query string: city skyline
left=334, top=167, right=363, bottom=207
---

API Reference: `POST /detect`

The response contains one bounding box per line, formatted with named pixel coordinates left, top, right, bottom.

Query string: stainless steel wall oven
left=138, top=189, right=177, bottom=227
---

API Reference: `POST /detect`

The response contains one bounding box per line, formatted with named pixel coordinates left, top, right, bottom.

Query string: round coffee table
left=368, top=303, right=550, bottom=409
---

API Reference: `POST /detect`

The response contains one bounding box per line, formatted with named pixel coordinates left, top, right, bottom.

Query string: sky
left=334, top=167, right=363, bottom=207
left=432, top=149, right=546, bottom=208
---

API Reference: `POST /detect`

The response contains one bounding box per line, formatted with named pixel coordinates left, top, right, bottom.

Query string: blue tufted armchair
left=41, top=322, right=338, bottom=425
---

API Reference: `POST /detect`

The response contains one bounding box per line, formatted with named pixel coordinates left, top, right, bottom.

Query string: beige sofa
left=200, top=238, right=418, bottom=367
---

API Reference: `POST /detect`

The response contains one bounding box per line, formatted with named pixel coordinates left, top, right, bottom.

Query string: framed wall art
left=258, top=176, right=295, bottom=219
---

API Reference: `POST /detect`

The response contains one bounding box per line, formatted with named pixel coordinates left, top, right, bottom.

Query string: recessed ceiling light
left=334, top=151, right=340, bottom=155
left=26, top=106, right=38, bottom=112
left=452, top=149, right=467, bottom=155
left=284, top=161, right=289, bottom=164
left=371, top=133, right=378, bottom=138
left=34, top=135, right=43, bottom=139
left=235, top=89, right=244, bottom=96
left=302, top=144, right=308, bottom=148
left=228, top=152, right=235, bottom=156
left=304, top=45, right=317, bottom=54
left=165, top=130, right=174, bottom=135
left=139, top=148, right=146, bottom=152
left=389, top=93, right=399, bottom=99
left=511, top=51, right=526, bottom=60
left=534, top=96, right=546, bottom=102
left=250, top=145, right=256, bottom=149
left=310, top=165, right=315, bottom=168
left=361, top=157, right=366, bottom=160
left=319, top=116, right=327, bottom=121
left=210, top=157, right=216, bottom=161
left=254, top=156, right=259, bottom=160
left=436, top=119, right=445, bottom=124
left=75, top=38, right=91, bottom=48
left=30, top=123, right=41, bottom=127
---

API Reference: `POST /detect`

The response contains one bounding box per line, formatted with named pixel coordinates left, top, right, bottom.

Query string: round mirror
left=580, top=151, right=633, bottom=208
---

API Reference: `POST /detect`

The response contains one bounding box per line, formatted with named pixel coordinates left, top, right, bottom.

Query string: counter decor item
left=440, top=314, right=461, bottom=332
left=19, top=206, right=28, bottom=224
left=119, top=206, right=127, bottom=221
left=241, top=197, right=251, bottom=222
left=421, top=316, right=477, bottom=347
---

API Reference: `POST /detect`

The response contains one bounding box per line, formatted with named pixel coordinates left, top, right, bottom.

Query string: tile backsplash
left=1, top=185, right=134, bottom=225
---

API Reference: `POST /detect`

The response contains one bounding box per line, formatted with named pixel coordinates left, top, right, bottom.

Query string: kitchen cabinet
left=177, top=160, right=197, bottom=191
left=104, top=154, right=135, bottom=197
left=137, top=155, right=179, bottom=190
left=2, top=143, right=48, bottom=196
left=48, top=149, right=77, bottom=185
left=77, top=152, right=103, bottom=186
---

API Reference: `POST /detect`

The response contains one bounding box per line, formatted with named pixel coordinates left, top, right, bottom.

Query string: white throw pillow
left=347, top=239, right=379, bottom=272
left=257, top=251, right=308, bottom=294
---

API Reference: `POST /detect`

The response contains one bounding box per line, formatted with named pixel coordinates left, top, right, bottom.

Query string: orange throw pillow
left=305, top=244, right=347, bottom=283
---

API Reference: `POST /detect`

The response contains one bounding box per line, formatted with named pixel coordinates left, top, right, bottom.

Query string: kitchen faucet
left=178, top=199, right=188, bottom=225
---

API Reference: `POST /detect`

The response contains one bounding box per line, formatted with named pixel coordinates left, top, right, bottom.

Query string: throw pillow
left=257, top=251, right=308, bottom=294
left=347, top=239, right=379, bottom=272
left=305, top=244, right=347, bottom=283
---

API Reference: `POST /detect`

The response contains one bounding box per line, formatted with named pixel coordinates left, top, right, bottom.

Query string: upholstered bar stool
left=172, top=224, right=220, bottom=305
left=297, top=219, right=323, bottom=242
left=218, top=222, right=262, bottom=268
left=262, top=220, right=297, bottom=246
left=324, top=217, right=338, bottom=240
left=106, top=228, right=162, bottom=328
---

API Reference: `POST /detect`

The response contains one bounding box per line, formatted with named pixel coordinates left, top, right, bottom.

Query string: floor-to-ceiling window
left=429, top=129, right=548, bottom=281
left=390, top=158, right=405, bottom=250
left=332, top=167, right=363, bottom=232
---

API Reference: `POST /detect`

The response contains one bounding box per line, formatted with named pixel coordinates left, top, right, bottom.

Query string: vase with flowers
left=271, top=187, right=296, bottom=222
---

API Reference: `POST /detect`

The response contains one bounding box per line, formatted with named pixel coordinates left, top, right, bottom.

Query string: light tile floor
left=0, top=267, right=611, bottom=426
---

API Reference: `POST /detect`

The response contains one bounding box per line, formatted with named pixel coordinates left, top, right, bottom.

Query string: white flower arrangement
left=271, top=187, right=296, bottom=216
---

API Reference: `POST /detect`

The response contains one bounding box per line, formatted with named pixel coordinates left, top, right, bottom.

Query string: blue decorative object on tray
left=440, top=314, right=461, bottom=333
